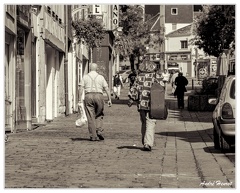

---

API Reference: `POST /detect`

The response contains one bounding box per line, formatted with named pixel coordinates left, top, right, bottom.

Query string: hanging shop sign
left=93, top=5, right=102, bottom=15
left=112, top=5, right=119, bottom=29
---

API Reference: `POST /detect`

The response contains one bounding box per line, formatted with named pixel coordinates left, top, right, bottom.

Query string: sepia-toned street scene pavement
left=5, top=84, right=235, bottom=188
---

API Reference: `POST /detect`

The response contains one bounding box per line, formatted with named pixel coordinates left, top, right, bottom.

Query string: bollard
left=192, top=79, right=194, bottom=90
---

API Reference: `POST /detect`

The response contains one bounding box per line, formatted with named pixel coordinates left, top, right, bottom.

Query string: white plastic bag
left=75, top=102, right=87, bottom=127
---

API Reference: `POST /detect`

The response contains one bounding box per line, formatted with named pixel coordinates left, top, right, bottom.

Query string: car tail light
left=222, top=103, right=234, bottom=119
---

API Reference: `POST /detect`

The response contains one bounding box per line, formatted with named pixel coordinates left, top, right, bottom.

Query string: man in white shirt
left=162, top=69, right=170, bottom=87
left=78, top=63, right=112, bottom=141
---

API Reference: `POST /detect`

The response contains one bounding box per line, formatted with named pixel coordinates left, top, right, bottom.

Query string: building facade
left=143, top=4, right=217, bottom=78
left=165, top=24, right=193, bottom=77
left=5, top=5, right=72, bottom=132
left=70, top=5, right=92, bottom=114
left=90, top=5, right=116, bottom=90
left=5, top=5, right=33, bottom=132
left=5, top=5, right=17, bottom=132
left=164, top=5, right=194, bottom=35
left=32, top=5, right=68, bottom=123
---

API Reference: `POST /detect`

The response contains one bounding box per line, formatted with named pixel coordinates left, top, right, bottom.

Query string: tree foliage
left=115, top=5, right=163, bottom=70
left=72, top=18, right=106, bottom=48
left=193, top=5, right=235, bottom=57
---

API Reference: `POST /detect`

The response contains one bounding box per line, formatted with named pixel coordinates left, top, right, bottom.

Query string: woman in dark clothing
left=174, top=72, right=188, bottom=109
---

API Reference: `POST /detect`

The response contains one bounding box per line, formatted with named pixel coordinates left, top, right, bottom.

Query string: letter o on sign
left=113, top=19, right=118, bottom=25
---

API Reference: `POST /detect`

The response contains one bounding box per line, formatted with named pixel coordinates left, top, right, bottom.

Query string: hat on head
left=139, top=59, right=157, bottom=73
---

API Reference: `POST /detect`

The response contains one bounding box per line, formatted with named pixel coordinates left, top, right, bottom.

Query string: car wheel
left=220, top=132, right=231, bottom=152
left=213, top=127, right=220, bottom=149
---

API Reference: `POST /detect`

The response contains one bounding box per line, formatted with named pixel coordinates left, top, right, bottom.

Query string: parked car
left=201, top=76, right=218, bottom=95
left=208, top=75, right=235, bottom=151
left=118, top=70, right=131, bottom=83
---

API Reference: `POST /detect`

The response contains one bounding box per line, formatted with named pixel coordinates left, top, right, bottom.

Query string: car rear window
left=230, top=79, right=235, bottom=99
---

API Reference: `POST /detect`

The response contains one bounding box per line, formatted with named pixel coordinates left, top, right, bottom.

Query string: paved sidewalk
left=5, top=84, right=235, bottom=188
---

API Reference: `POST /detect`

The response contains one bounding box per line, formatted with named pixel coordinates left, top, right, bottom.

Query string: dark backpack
left=114, top=75, right=121, bottom=86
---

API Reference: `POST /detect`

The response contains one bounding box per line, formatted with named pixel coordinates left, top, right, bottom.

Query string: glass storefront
left=16, top=27, right=26, bottom=122
left=5, top=36, right=10, bottom=129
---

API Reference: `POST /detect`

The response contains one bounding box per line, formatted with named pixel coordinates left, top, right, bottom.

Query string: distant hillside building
left=144, top=5, right=216, bottom=77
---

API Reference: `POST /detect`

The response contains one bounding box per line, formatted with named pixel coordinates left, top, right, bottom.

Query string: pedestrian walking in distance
left=128, top=60, right=162, bottom=151
left=170, top=70, right=179, bottom=95
left=161, top=69, right=170, bottom=87
left=174, top=72, right=188, bottom=109
left=113, top=71, right=123, bottom=100
left=128, top=69, right=137, bottom=88
left=78, top=63, right=112, bottom=141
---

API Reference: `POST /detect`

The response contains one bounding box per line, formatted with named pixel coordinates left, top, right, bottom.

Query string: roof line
left=145, top=12, right=160, bottom=23
left=150, top=16, right=160, bottom=31
left=165, top=23, right=193, bottom=37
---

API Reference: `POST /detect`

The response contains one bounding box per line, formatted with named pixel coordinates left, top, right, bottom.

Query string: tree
left=193, top=5, right=235, bottom=57
left=72, top=18, right=106, bottom=49
left=114, top=5, right=163, bottom=70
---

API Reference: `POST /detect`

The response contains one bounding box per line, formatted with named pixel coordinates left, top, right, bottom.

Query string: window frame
left=171, top=8, right=178, bottom=15
left=172, top=23, right=177, bottom=30
left=180, top=40, right=188, bottom=49
left=230, top=79, right=235, bottom=99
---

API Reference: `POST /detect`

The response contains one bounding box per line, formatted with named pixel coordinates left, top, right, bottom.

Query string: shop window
left=169, top=55, right=177, bottom=60
left=16, top=27, right=26, bottom=120
left=181, top=55, right=188, bottom=60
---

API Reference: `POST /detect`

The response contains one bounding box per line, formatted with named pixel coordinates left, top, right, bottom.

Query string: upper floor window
left=171, top=8, right=178, bottom=15
left=181, top=41, right=188, bottom=49
left=172, top=23, right=177, bottom=30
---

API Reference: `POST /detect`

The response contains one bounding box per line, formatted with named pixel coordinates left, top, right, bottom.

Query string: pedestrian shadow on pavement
left=70, top=137, right=90, bottom=141
left=117, top=145, right=144, bottom=151
left=156, top=128, right=213, bottom=143
left=203, top=146, right=235, bottom=154
left=111, top=98, right=131, bottom=105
